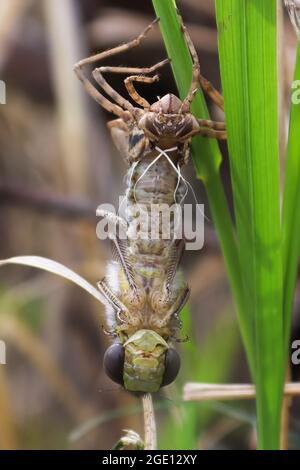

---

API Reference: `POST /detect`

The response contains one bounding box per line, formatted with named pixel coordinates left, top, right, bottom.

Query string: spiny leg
left=177, top=11, right=224, bottom=112
left=97, top=278, right=128, bottom=316
left=199, top=74, right=224, bottom=111
left=180, top=126, right=227, bottom=141
left=197, top=118, right=226, bottom=131
left=97, top=209, right=141, bottom=297
left=94, top=58, right=169, bottom=109
left=107, top=119, right=131, bottom=164
left=74, top=18, right=160, bottom=116
left=125, top=75, right=159, bottom=108
left=196, top=128, right=227, bottom=140
left=74, top=65, right=125, bottom=117
left=154, top=286, right=190, bottom=328
left=96, top=58, right=169, bottom=77
left=92, top=68, right=134, bottom=113
left=111, top=235, right=140, bottom=295
left=164, top=239, right=185, bottom=295
left=75, top=18, right=159, bottom=68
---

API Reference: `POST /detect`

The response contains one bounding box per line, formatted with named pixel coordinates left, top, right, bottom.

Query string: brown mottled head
left=150, top=94, right=182, bottom=114
left=137, top=93, right=199, bottom=146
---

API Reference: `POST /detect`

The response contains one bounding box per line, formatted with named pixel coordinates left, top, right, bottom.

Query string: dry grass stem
left=184, top=382, right=300, bottom=402
left=43, top=0, right=89, bottom=192
left=0, top=314, right=94, bottom=423
left=0, top=0, right=33, bottom=70
left=142, top=393, right=157, bottom=450
left=0, top=368, right=17, bottom=449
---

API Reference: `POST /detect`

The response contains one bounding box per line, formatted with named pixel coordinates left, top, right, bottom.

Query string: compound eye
left=161, top=348, right=181, bottom=387
left=103, top=343, right=125, bottom=385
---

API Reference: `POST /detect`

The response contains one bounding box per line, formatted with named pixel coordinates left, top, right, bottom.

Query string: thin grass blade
left=0, top=256, right=104, bottom=304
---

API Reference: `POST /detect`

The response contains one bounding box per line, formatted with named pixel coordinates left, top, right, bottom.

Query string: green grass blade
left=282, top=44, right=300, bottom=352
left=151, top=0, right=254, bottom=374
left=215, top=1, right=283, bottom=449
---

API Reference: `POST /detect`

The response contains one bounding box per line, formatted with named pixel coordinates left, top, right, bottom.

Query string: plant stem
left=142, top=394, right=157, bottom=450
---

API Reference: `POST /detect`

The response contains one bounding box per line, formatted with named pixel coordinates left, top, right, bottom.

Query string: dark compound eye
left=103, top=343, right=125, bottom=385
left=161, top=348, right=181, bottom=387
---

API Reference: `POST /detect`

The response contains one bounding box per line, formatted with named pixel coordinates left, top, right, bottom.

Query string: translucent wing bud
left=285, top=0, right=300, bottom=38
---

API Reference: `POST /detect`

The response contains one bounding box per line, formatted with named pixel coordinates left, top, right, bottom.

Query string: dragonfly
left=70, top=14, right=227, bottom=394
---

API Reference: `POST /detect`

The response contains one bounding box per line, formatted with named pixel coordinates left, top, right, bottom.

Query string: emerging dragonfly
left=74, top=14, right=226, bottom=393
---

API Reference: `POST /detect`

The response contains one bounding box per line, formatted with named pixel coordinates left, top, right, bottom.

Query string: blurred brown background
left=0, top=0, right=299, bottom=450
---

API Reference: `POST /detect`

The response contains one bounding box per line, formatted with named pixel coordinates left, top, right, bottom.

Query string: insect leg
left=199, top=74, right=225, bottom=111
left=92, top=69, right=135, bottom=112
left=97, top=58, right=169, bottom=108
left=107, top=119, right=130, bottom=164
left=124, top=75, right=159, bottom=108
left=111, top=236, right=140, bottom=295
left=93, top=58, right=169, bottom=110
left=153, top=286, right=190, bottom=329
left=74, top=65, right=125, bottom=117
left=97, top=277, right=128, bottom=315
left=171, top=286, right=190, bottom=319
left=196, top=128, right=227, bottom=140
left=196, top=119, right=226, bottom=131
left=96, top=58, right=169, bottom=77
left=165, top=239, right=185, bottom=295
left=97, top=210, right=140, bottom=295
left=74, top=19, right=160, bottom=115
left=177, top=12, right=224, bottom=112
left=179, top=126, right=227, bottom=141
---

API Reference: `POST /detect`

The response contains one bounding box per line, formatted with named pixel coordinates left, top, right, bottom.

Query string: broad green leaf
left=282, top=45, right=300, bottom=351
left=215, top=0, right=283, bottom=449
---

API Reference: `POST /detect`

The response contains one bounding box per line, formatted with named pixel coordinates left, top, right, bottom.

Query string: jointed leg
left=196, top=128, right=227, bottom=140
left=94, top=58, right=169, bottom=109
left=92, top=68, right=134, bottom=113
left=199, top=74, right=224, bottom=111
left=153, top=286, right=190, bottom=328
left=180, top=126, right=227, bottom=141
left=96, top=58, right=169, bottom=77
left=74, top=19, right=160, bottom=116
left=125, top=75, right=159, bottom=108
left=74, top=66, right=125, bottom=117
left=75, top=19, right=159, bottom=69
left=178, top=12, right=224, bottom=112
left=197, top=118, right=226, bottom=131
left=97, top=278, right=128, bottom=315
left=179, top=117, right=226, bottom=140
left=171, top=286, right=190, bottom=319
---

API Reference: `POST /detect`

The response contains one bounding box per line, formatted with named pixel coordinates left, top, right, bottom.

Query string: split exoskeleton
left=74, top=14, right=226, bottom=393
